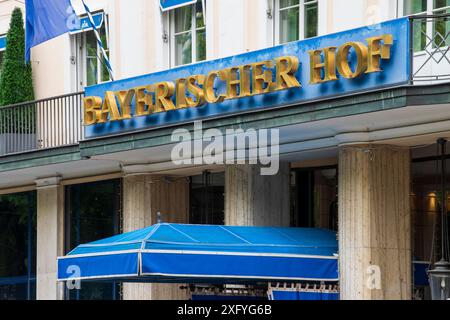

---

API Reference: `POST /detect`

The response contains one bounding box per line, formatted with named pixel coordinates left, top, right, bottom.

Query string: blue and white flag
left=80, top=0, right=114, bottom=81
left=25, top=0, right=79, bottom=62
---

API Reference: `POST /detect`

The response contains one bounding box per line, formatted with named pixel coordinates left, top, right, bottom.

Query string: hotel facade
left=0, top=0, right=449, bottom=300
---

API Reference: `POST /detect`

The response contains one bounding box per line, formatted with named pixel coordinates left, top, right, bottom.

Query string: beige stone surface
left=36, top=180, right=64, bottom=300
left=122, top=174, right=189, bottom=300
left=225, top=164, right=290, bottom=227
left=338, top=145, right=411, bottom=300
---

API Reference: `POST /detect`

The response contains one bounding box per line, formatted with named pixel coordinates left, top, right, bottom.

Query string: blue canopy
left=58, top=223, right=338, bottom=283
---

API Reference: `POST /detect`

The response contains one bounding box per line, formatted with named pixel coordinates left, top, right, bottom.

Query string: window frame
left=74, top=14, right=111, bottom=89
left=63, top=179, right=122, bottom=300
left=400, top=0, right=450, bottom=52
left=274, top=0, right=319, bottom=45
left=0, top=191, right=37, bottom=300
left=169, top=0, right=206, bottom=67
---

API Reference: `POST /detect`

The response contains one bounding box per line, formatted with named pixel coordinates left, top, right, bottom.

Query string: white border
left=57, top=249, right=140, bottom=260
left=141, top=249, right=338, bottom=260
left=58, top=273, right=139, bottom=282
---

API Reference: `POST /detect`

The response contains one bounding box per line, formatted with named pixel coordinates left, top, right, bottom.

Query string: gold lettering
left=366, top=34, right=393, bottom=73
left=186, top=75, right=206, bottom=107
left=219, top=65, right=252, bottom=99
left=204, top=71, right=226, bottom=103
left=99, top=91, right=123, bottom=123
left=251, top=60, right=274, bottom=95
left=115, top=90, right=135, bottom=119
left=134, top=85, right=154, bottom=116
left=155, top=81, right=176, bottom=112
left=309, top=47, right=338, bottom=84
left=239, top=65, right=252, bottom=97
left=274, top=56, right=301, bottom=90
left=336, top=42, right=368, bottom=79
left=176, top=78, right=188, bottom=109
left=83, top=96, right=102, bottom=126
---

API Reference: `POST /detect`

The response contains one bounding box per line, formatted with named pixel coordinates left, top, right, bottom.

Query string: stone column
left=338, top=145, right=411, bottom=300
left=225, top=163, right=290, bottom=226
left=36, top=176, right=65, bottom=300
left=122, top=174, right=190, bottom=300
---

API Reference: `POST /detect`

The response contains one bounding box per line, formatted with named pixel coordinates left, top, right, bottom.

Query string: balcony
left=0, top=15, right=449, bottom=158
left=0, top=92, right=83, bottom=156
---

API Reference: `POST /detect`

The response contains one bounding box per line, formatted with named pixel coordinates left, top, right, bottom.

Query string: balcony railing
left=0, top=92, right=84, bottom=156
left=410, top=14, right=450, bottom=84
left=0, top=16, right=449, bottom=158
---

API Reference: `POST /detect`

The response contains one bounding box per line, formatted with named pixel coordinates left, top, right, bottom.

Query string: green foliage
left=0, top=8, right=34, bottom=107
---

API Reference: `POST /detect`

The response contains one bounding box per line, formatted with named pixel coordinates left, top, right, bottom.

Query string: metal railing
left=0, top=92, right=84, bottom=156
left=410, top=14, right=450, bottom=84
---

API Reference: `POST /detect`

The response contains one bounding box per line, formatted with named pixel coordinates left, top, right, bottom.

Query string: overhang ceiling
left=0, top=102, right=449, bottom=190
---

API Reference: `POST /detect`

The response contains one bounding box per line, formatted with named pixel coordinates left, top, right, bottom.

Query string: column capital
left=335, top=132, right=371, bottom=146
left=35, top=176, right=62, bottom=189
left=121, top=164, right=156, bottom=177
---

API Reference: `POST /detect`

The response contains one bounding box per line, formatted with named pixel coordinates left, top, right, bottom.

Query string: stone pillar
left=122, top=174, right=190, bottom=300
left=36, top=177, right=65, bottom=300
left=225, top=164, right=290, bottom=226
left=338, top=145, right=411, bottom=300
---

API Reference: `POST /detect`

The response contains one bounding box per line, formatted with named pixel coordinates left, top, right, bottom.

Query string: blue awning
left=269, top=290, right=339, bottom=300
left=58, top=223, right=339, bottom=283
left=0, top=35, right=6, bottom=51
left=160, top=0, right=197, bottom=11
left=69, top=12, right=104, bottom=35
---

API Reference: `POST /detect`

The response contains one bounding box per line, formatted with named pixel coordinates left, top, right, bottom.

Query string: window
left=411, top=143, right=450, bottom=300
left=0, top=192, right=36, bottom=300
left=276, top=0, right=318, bottom=45
left=404, top=0, right=450, bottom=51
left=64, top=179, right=122, bottom=300
left=190, top=171, right=224, bottom=225
left=171, top=0, right=206, bottom=66
left=85, top=26, right=110, bottom=87
left=433, top=0, right=450, bottom=48
left=75, top=23, right=111, bottom=88
left=290, top=167, right=337, bottom=230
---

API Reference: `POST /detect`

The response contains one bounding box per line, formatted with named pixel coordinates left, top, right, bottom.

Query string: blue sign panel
left=0, top=35, right=6, bottom=51
left=85, top=18, right=410, bottom=139
left=159, top=0, right=197, bottom=11
left=69, top=12, right=104, bottom=34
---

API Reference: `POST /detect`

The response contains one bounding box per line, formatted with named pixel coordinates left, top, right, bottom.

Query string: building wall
left=0, top=0, right=405, bottom=100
